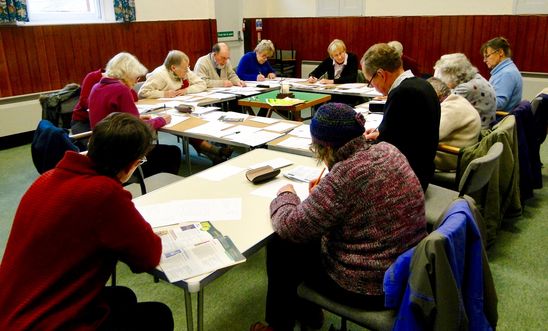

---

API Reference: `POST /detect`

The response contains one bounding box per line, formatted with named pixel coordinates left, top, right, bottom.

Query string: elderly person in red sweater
left=252, top=103, right=428, bottom=331
left=0, top=113, right=173, bottom=331
left=88, top=52, right=181, bottom=177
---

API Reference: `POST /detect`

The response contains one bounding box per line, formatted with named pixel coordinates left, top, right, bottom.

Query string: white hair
left=433, top=53, right=478, bottom=87
left=254, top=39, right=275, bottom=57
left=105, top=52, right=147, bottom=81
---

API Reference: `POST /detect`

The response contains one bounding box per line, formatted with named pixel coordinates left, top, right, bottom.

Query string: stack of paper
left=155, top=222, right=246, bottom=282
left=265, top=98, right=304, bottom=107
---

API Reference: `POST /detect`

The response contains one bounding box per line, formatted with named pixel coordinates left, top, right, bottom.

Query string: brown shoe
left=250, top=321, right=274, bottom=331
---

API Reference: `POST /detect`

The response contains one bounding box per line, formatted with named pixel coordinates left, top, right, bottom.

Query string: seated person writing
left=427, top=77, right=481, bottom=171
left=237, top=40, right=277, bottom=116
left=0, top=113, right=173, bottom=331
left=88, top=52, right=181, bottom=177
left=481, top=36, right=523, bottom=112
left=194, top=42, right=245, bottom=88
left=139, top=50, right=231, bottom=163
left=363, top=43, right=440, bottom=192
left=251, top=103, right=427, bottom=331
left=236, top=39, right=277, bottom=82
left=434, top=53, right=496, bottom=128
left=307, top=39, right=358, bottom=84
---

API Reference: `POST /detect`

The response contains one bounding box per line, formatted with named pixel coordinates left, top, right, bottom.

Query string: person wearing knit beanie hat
left=310, top=102, right=365, bottom=149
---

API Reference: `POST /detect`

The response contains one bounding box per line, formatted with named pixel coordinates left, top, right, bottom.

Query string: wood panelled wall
left=249, top=15, right=547, bottom=78
left=0, top=20, right=217, bottom=97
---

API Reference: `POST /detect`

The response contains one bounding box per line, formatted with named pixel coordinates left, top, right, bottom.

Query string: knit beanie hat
left=310, top=102, right=366, bottom=148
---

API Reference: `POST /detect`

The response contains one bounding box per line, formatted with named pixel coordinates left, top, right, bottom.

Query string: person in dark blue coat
left=237, top=39, right=276, bottom=81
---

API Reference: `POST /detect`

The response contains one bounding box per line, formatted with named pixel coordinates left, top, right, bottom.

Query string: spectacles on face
left=138, top=156, right=147, bottom=166
left=483, top=50, right=499, bottom=60
left=366, top=71, right=378, bottom=88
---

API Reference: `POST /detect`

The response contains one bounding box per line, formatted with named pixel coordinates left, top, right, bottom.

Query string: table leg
left=184, top=290, right=194, bottom=331
left=197, top=289, right=204, bottom=331
left=181, top=137, right=191, bottom=174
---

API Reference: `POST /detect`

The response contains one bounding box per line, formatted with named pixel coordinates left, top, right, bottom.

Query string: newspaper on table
left=155, top=221, right=246, bottom=283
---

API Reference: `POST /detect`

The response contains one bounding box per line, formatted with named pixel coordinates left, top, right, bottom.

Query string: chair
left=271, top=49, right=296, bottom=77
left=425, top=142, right=503, bottom=227
left=297, top=198, right=498, bottom=331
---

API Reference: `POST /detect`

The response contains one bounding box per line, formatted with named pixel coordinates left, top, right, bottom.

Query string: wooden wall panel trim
left=254, top=15, right=547, bottom=80
left=0, top=19, right=217, bottom=98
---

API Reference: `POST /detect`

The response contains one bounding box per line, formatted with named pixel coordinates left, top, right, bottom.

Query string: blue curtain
left=0, top=0, right=29, bottom=23
left=114, top=0, right=135, bottom=22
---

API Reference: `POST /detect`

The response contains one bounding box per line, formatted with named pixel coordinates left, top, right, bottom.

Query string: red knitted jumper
left=0, top=152, right=161, bottom=330
left=270, top=137, right=427, bottom=295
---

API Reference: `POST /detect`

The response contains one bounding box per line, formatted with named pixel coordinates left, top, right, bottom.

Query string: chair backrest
left=458, top=142, right=503, bottom=195
left=531, top=92, right=547, bottom=144
left=357, top=70, right=366, bottom=83
left=31, top=120, right=79, bottom=174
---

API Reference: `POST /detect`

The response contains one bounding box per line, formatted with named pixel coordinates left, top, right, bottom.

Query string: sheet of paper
left=248, top=157, right=293, bottom=170
left=283, top=165, right=325, bottom=182
left=247, top=116, right=280, bottom=124
left=263, top=122, right=300, bottom=133
left=220, top=125, right=262, bottom=138
left=250, top=178, right=310, bottom=201
left=200, top=111, right=227, bottom=122
left=277, top=137, right=312, bottom=150
left=218, top=111, right=249, bottom=122
left=226, top=130, right=283, bottom=147
left=137, top=198, right=242, bottom=228
left=288, top=124, right=311, bottom=138
left=195, top=164, right=245, bottom=181
left=136, top=104, right=166, bottom=114
left=184, top=121, right=235, bottom=138
left=192, top=106, right=220, bottom=116
left=161, top=115, right=189, bottom=128
left=364, top=113, right=384, bottom=131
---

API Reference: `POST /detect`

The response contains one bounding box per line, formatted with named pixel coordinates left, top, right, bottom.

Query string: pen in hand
left=309, top=167, right=326, bottom=193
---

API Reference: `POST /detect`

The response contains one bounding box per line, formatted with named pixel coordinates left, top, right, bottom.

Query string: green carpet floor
left=1, top=131, right=547, bottom=330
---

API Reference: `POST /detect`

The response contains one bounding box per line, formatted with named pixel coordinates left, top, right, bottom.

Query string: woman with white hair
left=88, top=52, right=181, bottom=176
left=236, top=39, right=277, bottom=81
left=434, top=53, right=496, bottom=128
left=307, top=39, right=358, bottom=84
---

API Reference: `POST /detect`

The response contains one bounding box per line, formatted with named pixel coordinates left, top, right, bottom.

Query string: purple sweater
left=88, top=77, right=166, bottom=129
left=270, top=137, right=427, bottom=295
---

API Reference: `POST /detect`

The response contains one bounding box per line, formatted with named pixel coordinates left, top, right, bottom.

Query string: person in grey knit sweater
left=251, top=103, right=428, bottom=331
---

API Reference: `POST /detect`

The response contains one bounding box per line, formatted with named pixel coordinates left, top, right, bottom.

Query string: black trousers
left=140, top=144, right=181, bottom=177
left=98, top=286, right=173, bottom=331
left=265, top=235, right=385, bottom=330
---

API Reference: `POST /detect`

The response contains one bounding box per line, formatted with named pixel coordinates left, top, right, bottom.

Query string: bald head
left=212, top=43, right=230, bottom=66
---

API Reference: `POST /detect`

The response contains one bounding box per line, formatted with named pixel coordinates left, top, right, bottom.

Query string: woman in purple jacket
left=252, top=103, right=428, bottom=331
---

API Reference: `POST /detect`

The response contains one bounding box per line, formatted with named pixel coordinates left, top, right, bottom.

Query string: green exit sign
left=217, top=31, right=234, bottom=38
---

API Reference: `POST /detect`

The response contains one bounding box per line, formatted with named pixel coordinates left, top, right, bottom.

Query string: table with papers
left=132, top=149, right=323, bottom=331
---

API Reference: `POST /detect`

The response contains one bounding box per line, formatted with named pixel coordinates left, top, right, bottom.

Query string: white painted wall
left=135, top=0, right=215, bottom=21
left=240, top=0, right=517, bottom=18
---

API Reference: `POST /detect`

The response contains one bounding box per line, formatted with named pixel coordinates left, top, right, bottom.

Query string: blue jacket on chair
left=384, top=199, right=497, bottom=331
left=31, top=119, right=79, bottom=174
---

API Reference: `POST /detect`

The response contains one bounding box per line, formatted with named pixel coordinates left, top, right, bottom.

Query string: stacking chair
left=425, top=142, right=503, bottom=227
left=271, top=49, right=296, bottom=77
left=297, top=198, right=497, bottom=331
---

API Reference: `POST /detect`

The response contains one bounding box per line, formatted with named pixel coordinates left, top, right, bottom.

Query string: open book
left=155, top=221, right=245, bottom=282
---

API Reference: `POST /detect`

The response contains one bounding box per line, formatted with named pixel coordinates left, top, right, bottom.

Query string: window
left=26, top=0, right=114, bottom=24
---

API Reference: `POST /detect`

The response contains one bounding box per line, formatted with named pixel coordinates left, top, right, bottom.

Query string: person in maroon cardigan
left=252, top=103, right=427, bottom=331
left=0, top=113, right=173, bottom=331
left=88, top=52, right=181, bottom=177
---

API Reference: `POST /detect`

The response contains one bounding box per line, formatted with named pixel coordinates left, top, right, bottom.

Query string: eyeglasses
left=366, top=71, right=378, bottom=88
left=138, top=156, right=147, bottom=166
left=483, top=50, right=499, bottom=60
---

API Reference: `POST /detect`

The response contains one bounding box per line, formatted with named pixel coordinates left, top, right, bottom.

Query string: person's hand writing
left=319, top=78, right=334, bottom=84
left=267, top=73, right=276, bottom=79
left=277, top=184, right=296, bottom=196
left=364, top=127, right=379, bottom=141
left=238, top=81, right=247, bottom=87
left=223, top=81, right=234, bottom=87
left=174, top=89, right=187, bottom=97
left=308, top=76, right=318, bottom=83
left=164, top=90, right=178, bottom=98
left=257, top=73, right=266, bottom=81
left=308, top=178, right=319, bottom=193
left=161, top=114, right=172, bottom=124
left=373, top=95, right=387, bottom=101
